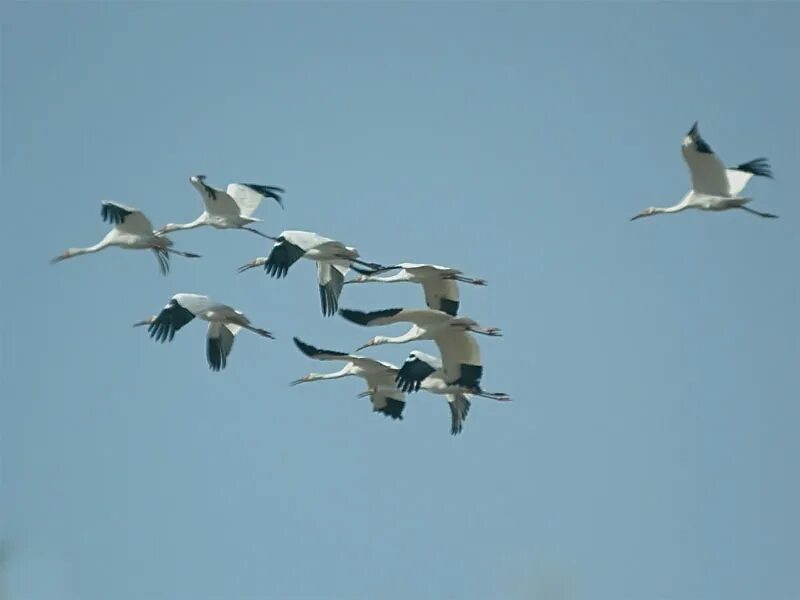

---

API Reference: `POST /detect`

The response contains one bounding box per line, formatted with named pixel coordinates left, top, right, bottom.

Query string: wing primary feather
left=292, top=337, right=350, bottom=359
left=733, top=158, right=773, bottom=179
left=101, top=202, right=133, bottom=225
left=338, top=307, right=404, bottom=326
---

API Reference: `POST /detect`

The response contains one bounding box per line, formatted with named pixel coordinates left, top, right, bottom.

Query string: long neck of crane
left=656, top=194, right=694, bottom=214
left=172, top=215, right=208, bottom=231
left=362, top=272, right=410, bottom=283
left=307, top=366, right=353, bottom=381
left=70, top=238, right=112, bottom=256
left=376, top=326, right=425, bottom=346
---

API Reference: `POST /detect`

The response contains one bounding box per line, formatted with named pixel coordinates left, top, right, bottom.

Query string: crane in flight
left=338, top=307, right=500, bottom=392
left=631, top=122, right=776, bottom=221
left=291, top=338, right=508, bottom=435
left=50, top=201, right=200, bottom=275
left=156, top=175, right=285, bottom=238
left=134, top=293, right=274, bottom=371
left=238, top=230, right=395, bottom=317
left=344, top=263, right=487, bottom=316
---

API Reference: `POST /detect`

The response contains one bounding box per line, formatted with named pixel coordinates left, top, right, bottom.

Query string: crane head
left=630, top=207, right=656, bottom=221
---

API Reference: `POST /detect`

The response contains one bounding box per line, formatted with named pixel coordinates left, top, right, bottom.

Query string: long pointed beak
left=355, top=343, right=372, bottom=352
left=133, top=317, right=155, bottom=328
left=630, top=212, right=647, bottom=221
left=289, top=377, right=307, bottom=386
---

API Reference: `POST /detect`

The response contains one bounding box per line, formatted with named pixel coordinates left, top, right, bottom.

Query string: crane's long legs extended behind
left=242, top=227, right=271, bottom=239
left=738, top=206, right=778, bottom=219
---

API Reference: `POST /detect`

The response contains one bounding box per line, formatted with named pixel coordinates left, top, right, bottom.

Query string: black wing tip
left=375, top=398, right=405, bottom=420
left=207, top=338, right=226, bottom=371
left=293, top=337, right=319, bottom=357
left=293, top=336, right=349, bottom=358
left=338, top=307, right=403, bottom=326
left=735, top=158, right=774, bottom=179
left=451, top=364, right=483, bottom=389
left=394, top=357, right=436, bottom=393
left=100, top=202, right=132, bottom=225
left=319, top=284, right=339, bottom=317
left=686, top=121, right=713, bottom=154
left=338, top=308, right=368, bottom=325
left=439, top=298, right=459, bottom=317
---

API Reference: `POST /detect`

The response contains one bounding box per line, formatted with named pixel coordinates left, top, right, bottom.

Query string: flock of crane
left=51, top=122, right=777, bottom=435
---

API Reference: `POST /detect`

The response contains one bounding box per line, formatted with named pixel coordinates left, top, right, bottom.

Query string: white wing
left=172, top=293, right=214, bottom=315
left=317, top=262, right=350, bottom=317
left=190, top=179, right=241, bottom=216
left=293, top=337, right=397, bottom=373
left=338, top=307, right=451, bottom=328
left=226, top=184, right=263, bottom=218
left=207, top=322, right=240, bottom=371
left=421, top=278, right=459, bottom=316
left=101, top=202, right=155, bottom=236
left=364, top=386, right=406, bottom=420
left=725, top=170, right=754, bottom=197
left=432, top=329, right=482, bottom=387
left=681, top=122, right=730, bottom=196
left=446, top=393, right=471, bottom=435
left=725, top=158, right=773, bottom=196
left=281, top=230, right=334, bottom=252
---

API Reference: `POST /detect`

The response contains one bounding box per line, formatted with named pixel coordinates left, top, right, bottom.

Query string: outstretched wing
left=191, top=178, right=241, bottom=216
left=206, top=323, right=240, bottom=371
left=422, top=278, right=460, bottom=316
left=433, top=329, right=482, bottom=389
left=145, top=298, right=196, bottom=342
left=227, top=183, right=284, bottom=216
left=338, top=307, right=407, bottom=327
left=293, top=337, right=394, bottom=372
left=726, top=158, right=773, bottom=196
left=367, top=388, right=406, bottom=420
left=680, top=122, right=730, bottom=196
left=395, top=351, right=438, bottom=393
left=152, top=248, right=170, bottom=276
left=447, top=393, right=471, bottom=435
left=101, top=201, right=155, bottom=236
left=263, top=238, right=306, bottom=278
left=317, top=262, right=348, bottom=317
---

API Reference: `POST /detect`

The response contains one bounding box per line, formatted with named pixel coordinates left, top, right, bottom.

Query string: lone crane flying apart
left=338, top=307, right=501, bottom=393
left=156, top=175, right=285, bottom=238
left=238, top=230, right=394, bottom=317
left=344, top=263, right=487, bottom=316
left=134, top=293, right=274, bottom=371
left=631, top=122, right=776, bottom=221
left=51, top=201, right=201, bottom=275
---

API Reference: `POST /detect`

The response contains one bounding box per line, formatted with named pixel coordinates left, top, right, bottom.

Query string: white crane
left=133, top=293, right=274, bottom=371
left=338, top=307, right=501, bottom=391
left=343, top=263, right=487, bottom=316
left=237, top=230, right=393, bottom=317
left=631, top=122, right=776, bottom=221
left=292, top=338, right=508, bottom=434
left=156, top=175, right=285, bottom=238
left=290, top=337, right=406, bottom=421
left=50, top=201, right=201, bottom=275
left=384, top=350, right=509, bottom=434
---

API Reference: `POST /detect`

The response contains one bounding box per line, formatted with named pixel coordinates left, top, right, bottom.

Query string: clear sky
left=2, top=3, right=798, bottom=599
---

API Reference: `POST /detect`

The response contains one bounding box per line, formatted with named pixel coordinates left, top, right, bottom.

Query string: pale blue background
left=2, top=3, right=798, bottom=599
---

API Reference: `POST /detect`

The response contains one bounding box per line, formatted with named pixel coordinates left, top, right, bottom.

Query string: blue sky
left=2, top=3, right=798, bottom=599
